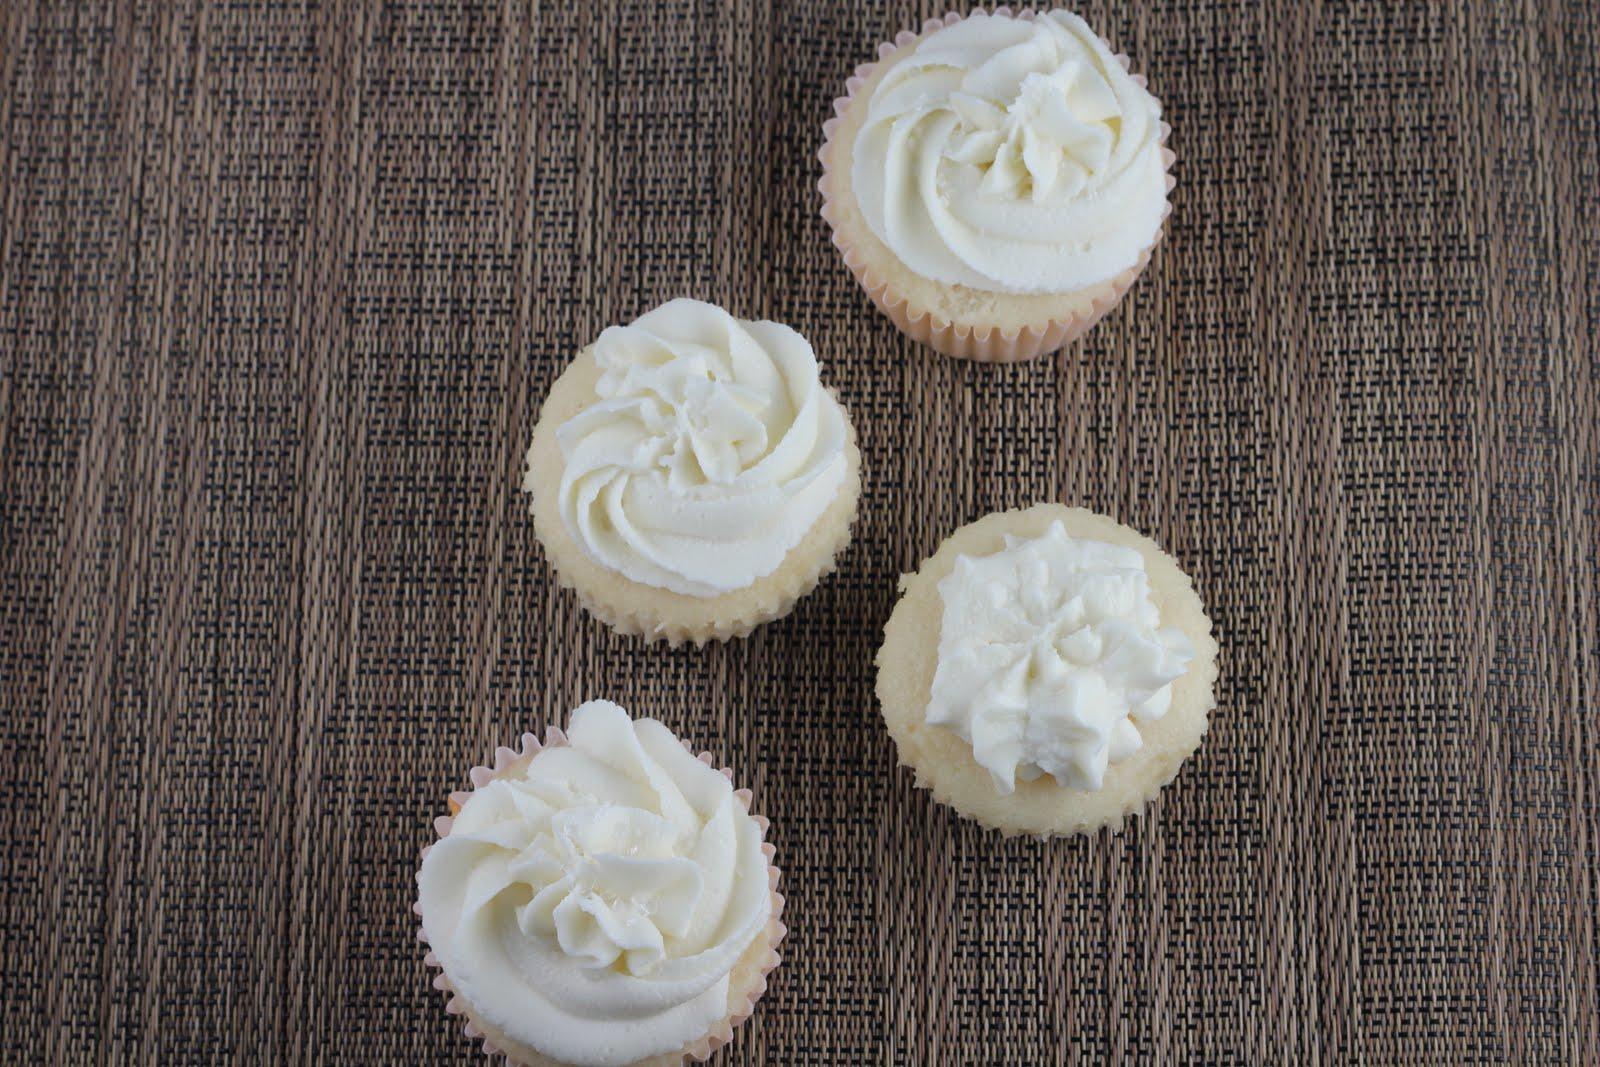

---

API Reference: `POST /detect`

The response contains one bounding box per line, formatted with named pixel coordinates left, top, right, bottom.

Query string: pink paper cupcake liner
left=415, top=727, right=786, bottom=1066
left=818, top=8, right=1177, bottom=362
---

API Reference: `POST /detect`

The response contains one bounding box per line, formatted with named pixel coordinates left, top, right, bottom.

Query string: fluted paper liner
left=523, top=348, right=862, bottom=648
left=415, top=727, right=786, bottom=1066
left=875, top=504, right=1219, bottom=838
left=819, top=8, right=1177, bottom=362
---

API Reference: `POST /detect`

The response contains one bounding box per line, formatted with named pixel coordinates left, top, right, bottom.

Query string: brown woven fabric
left=2, top=1, right=1597, bottom=1062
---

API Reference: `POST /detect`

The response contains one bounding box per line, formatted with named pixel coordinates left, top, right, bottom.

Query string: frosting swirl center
left=517, top=804, right=705, bottom=974
left=945, top=56, right=1121, bottom=203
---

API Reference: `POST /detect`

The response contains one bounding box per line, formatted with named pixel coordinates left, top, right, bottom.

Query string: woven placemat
left=2, top=1, right=1596, bottom=1062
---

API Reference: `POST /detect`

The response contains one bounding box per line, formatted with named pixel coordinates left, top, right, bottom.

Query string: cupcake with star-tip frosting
left=522, top=298, right=861, bottom=646
left=416, top=700, right=785, bottom=1066
left=876, top=504, right=1218, bottom=836
left=820, top=8, right=1175, bottom=361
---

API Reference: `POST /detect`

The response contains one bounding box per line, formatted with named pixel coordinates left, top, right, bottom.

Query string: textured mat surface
left=2, top=1, right=1598, bottom=1062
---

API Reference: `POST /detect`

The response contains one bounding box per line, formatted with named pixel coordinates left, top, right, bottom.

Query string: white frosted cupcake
left=876, top=505, right=1217, bottom=836
left=820, top=9, right=1175, bottom=361
left=416, top=700, right=785, bottom=1066
left=522, top=299, right=861, bottom=646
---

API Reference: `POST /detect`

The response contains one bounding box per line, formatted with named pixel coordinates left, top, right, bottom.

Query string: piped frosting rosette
left=555, top=300, right=849, bottom=599
left=820, top=8, right=1176, bottom=361
left=523, top=299, right=861, bottom=646
left=927, top=521, right=1195, bottom=795
left=416, top=701, right=785, bottom=1066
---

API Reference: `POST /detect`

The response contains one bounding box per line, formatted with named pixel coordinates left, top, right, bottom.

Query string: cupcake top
left=851, top=10, right=1167, bottom=295
left=417, top=701, right=774, bottom=1067
left=928, top=521, right=1194, bottom=793
left=556, top=299, right=849, bottom=597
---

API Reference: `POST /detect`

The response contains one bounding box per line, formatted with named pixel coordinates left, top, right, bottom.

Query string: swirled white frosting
left=928, top=522, right=1194, bottom=793
left=417, top=701, right=773, bottom=1067
left=851, top=10, right=1167, bottom=294
left=555, top=299, right=849, bottom=598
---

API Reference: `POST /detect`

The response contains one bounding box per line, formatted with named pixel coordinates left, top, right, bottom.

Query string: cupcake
left=820, top=8, right=1175, bottom=361
left=876, top=504, right=1217, bottom=836
left=522, top=299, right=861, bottom=646
left=416, top=700, right=785, bottom=1066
